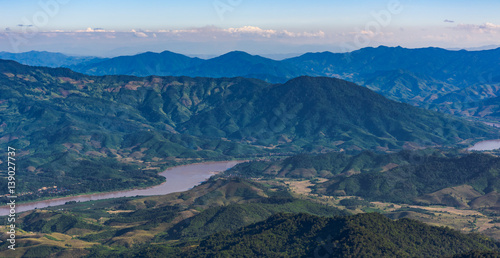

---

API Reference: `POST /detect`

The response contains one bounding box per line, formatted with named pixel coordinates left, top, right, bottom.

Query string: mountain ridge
left=1, top=59, right=497, bottom=200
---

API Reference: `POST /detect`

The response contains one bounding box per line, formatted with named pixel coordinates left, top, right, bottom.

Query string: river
left=0, top=160, right=242, bottom=216
left=468, top=139, right=500, bottom=151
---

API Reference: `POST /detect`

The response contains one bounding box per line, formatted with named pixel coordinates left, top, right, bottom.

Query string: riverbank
left=0, top=160, right=243, bottom=216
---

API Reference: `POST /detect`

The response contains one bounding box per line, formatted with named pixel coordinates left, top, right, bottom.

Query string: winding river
left=0, top=160, right=242, bottom=216
left=4, top=138, right=498, bottom=216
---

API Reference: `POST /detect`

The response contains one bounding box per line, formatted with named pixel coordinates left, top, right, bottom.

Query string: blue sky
left=1, top=0, right=499, bottom=57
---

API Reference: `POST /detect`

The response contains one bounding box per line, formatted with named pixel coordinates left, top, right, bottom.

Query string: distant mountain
left=434, top=83, right=500, bottom=104
left=284, top=46, right=500, bottom=88
left=0, top=50, right=103, bottom=67
left=432, top=95, right=500, bottom=121
left=360, top=69, right=460, bottom=105
left=70, top=50, right=310, bottom=83
left=71, top=46, right=500, bottom=108
left=5, top=47, right=500, bottom=107
left=180, top=51, right=308, bottom=82
left=70, top=50, right=204, bottom=77
left=283, top=47, right=500, bottom=105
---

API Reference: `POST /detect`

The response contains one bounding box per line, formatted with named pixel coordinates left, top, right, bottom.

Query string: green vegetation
left=5, top=178, right=350, bottom=256
left=22, top=245, right=65, bottom=258
left=2, top=60, right=494, bottom=200
left=227, top=150, right=500, bottom=205
left=226, top=150, right=424, bottom=179
left=322, top=152, right=500, bottom=203
left=22, top=212, right=104, bottom=234
left=7, top=47, right=500, bottom=118
left=164, top=198, right=347, bottom=240
left=339, top=197, right=372, bottom=210
left=123, top=213, right=499, bottom=258
left=0, top=60, right=264, bottom=200
left=2, top=51, right=500, bottom=257
left=181, top=76, right=495, bottom=151
left=5, top=173, right=500, bottom=257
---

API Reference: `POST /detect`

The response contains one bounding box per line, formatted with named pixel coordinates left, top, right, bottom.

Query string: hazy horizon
left=1, top=1, right=499, bottom=57
left=2, top=44, right=500, bottom=61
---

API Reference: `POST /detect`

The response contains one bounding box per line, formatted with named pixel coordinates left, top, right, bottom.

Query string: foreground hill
left=184, top=213, right=499, bottom=258
left=0, top=178, right=348, bottom=257
left=3, top=178, right=499, bottom=257
left=83, top=213, right=500, bottom=257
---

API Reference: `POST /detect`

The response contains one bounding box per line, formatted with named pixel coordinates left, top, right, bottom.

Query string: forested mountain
left=69, top=50, right=308, bottom=83
left=1, top=178, right=348, bottom=257
left=69, top=50, right=204, bottom=77
left=284, top=46, right=500, bottom=88
left=4, top=177, right=499, bottom=257
left=319, top=152, right=500, bottom=204
left=5, top=47, right=500, bottom=112
left=0, top=59, right=497, bottom=199
left=179, top=76, right=495, bottom=151
left=227, top=150, right=500, bottom=208
left=0, top=50, right=103, bottom=68
left=185, top=212, right=499, bottom=258
left=431, top=95, right=500, bottom=121
left=0, top=60, right=264, bottom=199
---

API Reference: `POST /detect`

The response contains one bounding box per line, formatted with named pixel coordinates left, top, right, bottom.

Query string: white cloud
left=153, top=26, right=324, bottom=39
left=75, top=27, right=114, bottom=33
left=224, top=26, right=277, bottom=36
left=454, top=22, right=500, bottom=33
left=3, top=25, right=325, bottom=40
left=280, top=29, right=325, bottom=38
left=131, top=29, right=148, bottom=38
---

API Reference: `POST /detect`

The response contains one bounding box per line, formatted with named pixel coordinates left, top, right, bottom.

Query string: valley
left=3, top=0, right=500, bottom=256
left=2, top=47, right=500, bottom=257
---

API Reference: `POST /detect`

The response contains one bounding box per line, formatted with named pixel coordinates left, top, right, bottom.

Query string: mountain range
left=3, top=47, right=500, bottom=257
left=2, top=47, right=500, bottom=112
left=0, top=50, right=104, bottom=68
left=0, top=59, right=496, bottom=199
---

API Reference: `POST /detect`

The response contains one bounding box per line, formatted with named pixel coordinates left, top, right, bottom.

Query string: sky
left=0, top=0, right=499, bottom=57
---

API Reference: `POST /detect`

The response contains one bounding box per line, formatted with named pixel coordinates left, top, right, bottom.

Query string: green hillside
left=0, top=60, right=264, bottom=200
left=3, top=178, right=347, bottom=257
left=226, top=150, right=500, bottom=206
left=6, top=177, right=500, bottom=257
left=0, top=59, right=497, bottom=200
left=319, top=152, right=500, bottom=203
left=185, top=212, right=499, bottom=258
left=181, top=76, right=496, bottom=151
